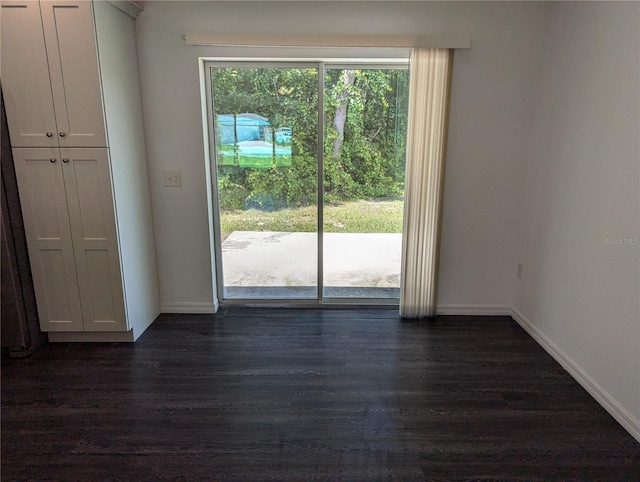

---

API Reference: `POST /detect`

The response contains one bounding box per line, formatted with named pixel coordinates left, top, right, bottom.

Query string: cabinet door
left=61, top=148, right=127, bottom=331
left=12, top=148, right=84, bottom=331
left=40, top=1, right=107, bottom=148
left=1, top=1, right=58, bottom=148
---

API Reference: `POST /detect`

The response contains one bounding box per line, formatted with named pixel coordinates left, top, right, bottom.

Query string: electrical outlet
left=517, top=263, right=524, bottom=280
left=164, top=170, right=182, bottom=187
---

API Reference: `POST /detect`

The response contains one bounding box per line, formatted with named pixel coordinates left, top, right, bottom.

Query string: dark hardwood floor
left=2, top=309, right=638, bottom=480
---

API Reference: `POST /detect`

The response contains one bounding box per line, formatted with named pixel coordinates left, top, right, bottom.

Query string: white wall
left=513, top=2, right=640, bottom=438
left=135, top=1, right=545, bottom=313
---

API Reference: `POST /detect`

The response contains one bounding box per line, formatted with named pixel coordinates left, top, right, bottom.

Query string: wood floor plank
left=2, top=308, right=639, bottom=480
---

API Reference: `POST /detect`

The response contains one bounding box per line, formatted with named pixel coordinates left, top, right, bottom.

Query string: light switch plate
left=164, top=170, right=182, bottom=187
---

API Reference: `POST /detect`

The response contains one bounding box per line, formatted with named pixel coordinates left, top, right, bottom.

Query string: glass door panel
left=211, top=66, right=319, bottom=300
left=322, top=67, right=409, bottom=299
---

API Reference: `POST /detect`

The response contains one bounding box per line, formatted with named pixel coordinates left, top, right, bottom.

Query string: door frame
left=202, top=58, right=409, bottom=308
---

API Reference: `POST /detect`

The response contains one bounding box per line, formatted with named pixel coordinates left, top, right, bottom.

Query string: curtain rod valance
left=183, top=32, right=470, bottom=49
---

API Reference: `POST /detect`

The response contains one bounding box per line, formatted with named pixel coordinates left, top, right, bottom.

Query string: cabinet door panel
left=12, top=148, right=84, bottom=331
left=1, top=1, right=58, bottom=147
left=40, top=1, right=107, bottom=148
left=22, top=160, right=62, bottom=239
left=85, top=250, right=119, bottom=324
left=62, top=148, right=126, bottom=331
left=72, top=158, right=109, bottom=239
left=38, top=249, right=79, bottom=325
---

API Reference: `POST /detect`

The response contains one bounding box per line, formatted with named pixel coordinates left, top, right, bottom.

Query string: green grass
left=220, top=198, right=403, bottom=239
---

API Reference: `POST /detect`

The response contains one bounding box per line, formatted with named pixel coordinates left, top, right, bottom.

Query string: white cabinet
left=13, top=148, right=126, bottom=332
left=2, top=0, right=159, bottom=341
left=2, top=0, right=106, bottom=148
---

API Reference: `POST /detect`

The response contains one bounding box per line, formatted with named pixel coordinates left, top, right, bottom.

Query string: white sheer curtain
left=400, top=48, right=453, bottom=318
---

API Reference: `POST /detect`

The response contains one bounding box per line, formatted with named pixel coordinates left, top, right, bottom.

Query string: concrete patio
left=221, top=231, right=402, bottom=299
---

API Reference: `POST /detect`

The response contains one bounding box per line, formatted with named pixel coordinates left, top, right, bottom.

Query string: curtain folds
left=399, top=48, right=453, bottom=318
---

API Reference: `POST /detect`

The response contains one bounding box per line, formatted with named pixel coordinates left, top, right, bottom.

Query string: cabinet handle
left=49, top=158, right=57, bottom=163
left=46, top=132, right=54, bottom=138
left=59, top=132, right=66, bottom=137
left=62, top=158, right=69, bottom=163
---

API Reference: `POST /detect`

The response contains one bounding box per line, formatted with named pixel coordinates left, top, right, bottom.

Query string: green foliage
left=323, top=68, right=408, bottom=200
left=244, top=148, right=318, bottom=208
left=217, top=173, right=246, bottom=210
left=211, top=66, right=408, bottom=209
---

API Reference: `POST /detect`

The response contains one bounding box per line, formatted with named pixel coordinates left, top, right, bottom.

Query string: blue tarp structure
left=217, top=113, right=270, bottom=145
left=216, top=113, right=292, bottom=168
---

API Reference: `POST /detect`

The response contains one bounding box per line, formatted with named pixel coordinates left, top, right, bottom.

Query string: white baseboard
left=160, top=302, right=507, bottom=316
left=160, top=302, right=217, bottom=314
left=511, top=307, right=640, bottom=443
left=436, top=304, right=511, bottom=316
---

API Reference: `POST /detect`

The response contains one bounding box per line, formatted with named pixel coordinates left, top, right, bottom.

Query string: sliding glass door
left=322, top=67, right=409, bottom=300
left=210, top=65, right=319, bottom=299
left=207, top=61, right=408, bottom=303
